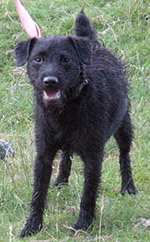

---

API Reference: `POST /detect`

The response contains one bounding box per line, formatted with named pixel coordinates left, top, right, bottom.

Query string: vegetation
left=0, top=0, right=149, bottom=241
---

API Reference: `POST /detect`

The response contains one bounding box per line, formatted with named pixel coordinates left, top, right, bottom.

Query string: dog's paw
left=53, top=176, right=68, bottom=187
left=121, top=182, right=137, bottom=196
left=20, top=215, right=43, bottom=238
left=74, top=211, right=93, bottom=231
left=127, top=185, right=138, bottom=195
left=74, top=219, right=92, bottom=231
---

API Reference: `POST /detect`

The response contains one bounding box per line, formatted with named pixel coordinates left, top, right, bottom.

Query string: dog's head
left=15, top=36, right=91, bottom=106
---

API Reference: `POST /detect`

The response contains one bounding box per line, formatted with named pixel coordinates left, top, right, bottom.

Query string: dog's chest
left=52, top=107, right=89, bottom=152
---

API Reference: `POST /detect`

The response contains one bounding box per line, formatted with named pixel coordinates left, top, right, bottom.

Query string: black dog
left=15, top=11, right=137, bottom=237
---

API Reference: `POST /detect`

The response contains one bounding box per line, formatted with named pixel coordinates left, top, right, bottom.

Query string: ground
left=0, top=0, right=150, bottom=241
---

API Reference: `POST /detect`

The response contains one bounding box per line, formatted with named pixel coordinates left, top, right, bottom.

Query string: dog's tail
left=75, top=10, right=96, bottom=40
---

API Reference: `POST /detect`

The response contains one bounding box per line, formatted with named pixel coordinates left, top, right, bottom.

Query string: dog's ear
left=14, top=38, right=36, bottom=67
left=68, top=36, right=91, bottom=65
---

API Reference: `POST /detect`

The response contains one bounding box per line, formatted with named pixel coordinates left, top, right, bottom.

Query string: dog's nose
left=43, top=76, right=58, bottom=86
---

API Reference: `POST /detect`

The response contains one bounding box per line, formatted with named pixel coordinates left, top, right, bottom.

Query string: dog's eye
left=60, top=55, right=71, bottom=64
left=34, top=57, right=42, bottom=63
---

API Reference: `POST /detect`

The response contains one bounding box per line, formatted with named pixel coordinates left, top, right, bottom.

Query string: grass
left=0, top=0, right=150, bottom=241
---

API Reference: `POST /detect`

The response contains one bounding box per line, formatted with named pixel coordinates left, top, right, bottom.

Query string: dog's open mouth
left=43, top=90, right=61, bottom=101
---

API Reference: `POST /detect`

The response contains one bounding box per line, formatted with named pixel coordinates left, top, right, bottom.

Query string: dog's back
left=74, top=11, right=129, bottom=138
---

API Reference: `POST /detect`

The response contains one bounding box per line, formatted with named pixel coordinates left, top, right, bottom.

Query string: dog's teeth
left=56, top=92, right=61, bottom=99
left=43, top=90, right=61, bottom=101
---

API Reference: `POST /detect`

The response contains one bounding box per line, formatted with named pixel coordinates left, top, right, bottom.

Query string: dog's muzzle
left=43, top=76, right=61, bottom=101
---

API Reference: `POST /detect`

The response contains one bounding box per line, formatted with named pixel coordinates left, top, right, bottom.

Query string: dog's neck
left=67, top=61, right=89, bottom=99
left=78, top=61, right=89, bottom=92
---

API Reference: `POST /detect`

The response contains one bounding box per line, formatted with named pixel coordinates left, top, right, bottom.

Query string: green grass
left=0, top=0, right=150, bottom=241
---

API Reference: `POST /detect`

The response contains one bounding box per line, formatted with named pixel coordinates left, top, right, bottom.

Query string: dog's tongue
left=43, top=90, right=61, bottom=101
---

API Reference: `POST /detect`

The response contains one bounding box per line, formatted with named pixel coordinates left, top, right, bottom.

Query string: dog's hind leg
left=54, top=151, right=73, bottom=186
left=114, top=112, right=137, bottom=195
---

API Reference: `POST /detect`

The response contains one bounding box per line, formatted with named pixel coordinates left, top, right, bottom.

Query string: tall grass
left=0, top=0, right=150, bottom=241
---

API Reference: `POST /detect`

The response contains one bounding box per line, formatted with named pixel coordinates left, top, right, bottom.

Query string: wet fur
left=15, top=11, right=137, bottom=237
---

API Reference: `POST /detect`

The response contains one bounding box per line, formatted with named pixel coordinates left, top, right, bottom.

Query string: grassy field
left=0, top=0, right=150, bottom=241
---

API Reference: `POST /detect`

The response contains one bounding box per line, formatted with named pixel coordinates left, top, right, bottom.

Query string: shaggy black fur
left=15, top=11, right=137, bottom=238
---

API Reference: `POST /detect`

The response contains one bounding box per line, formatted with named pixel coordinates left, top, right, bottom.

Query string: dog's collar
left=78, top=79, right=89, bottom=92
left=66, top=62, right=89, bottom=98
left=78, top=61, right=89, bottom=92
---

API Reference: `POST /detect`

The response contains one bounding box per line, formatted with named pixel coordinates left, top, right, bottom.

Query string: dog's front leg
left=74, top=152, right=103, bottom=231
left=20, top=150, right=56, bottom=238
